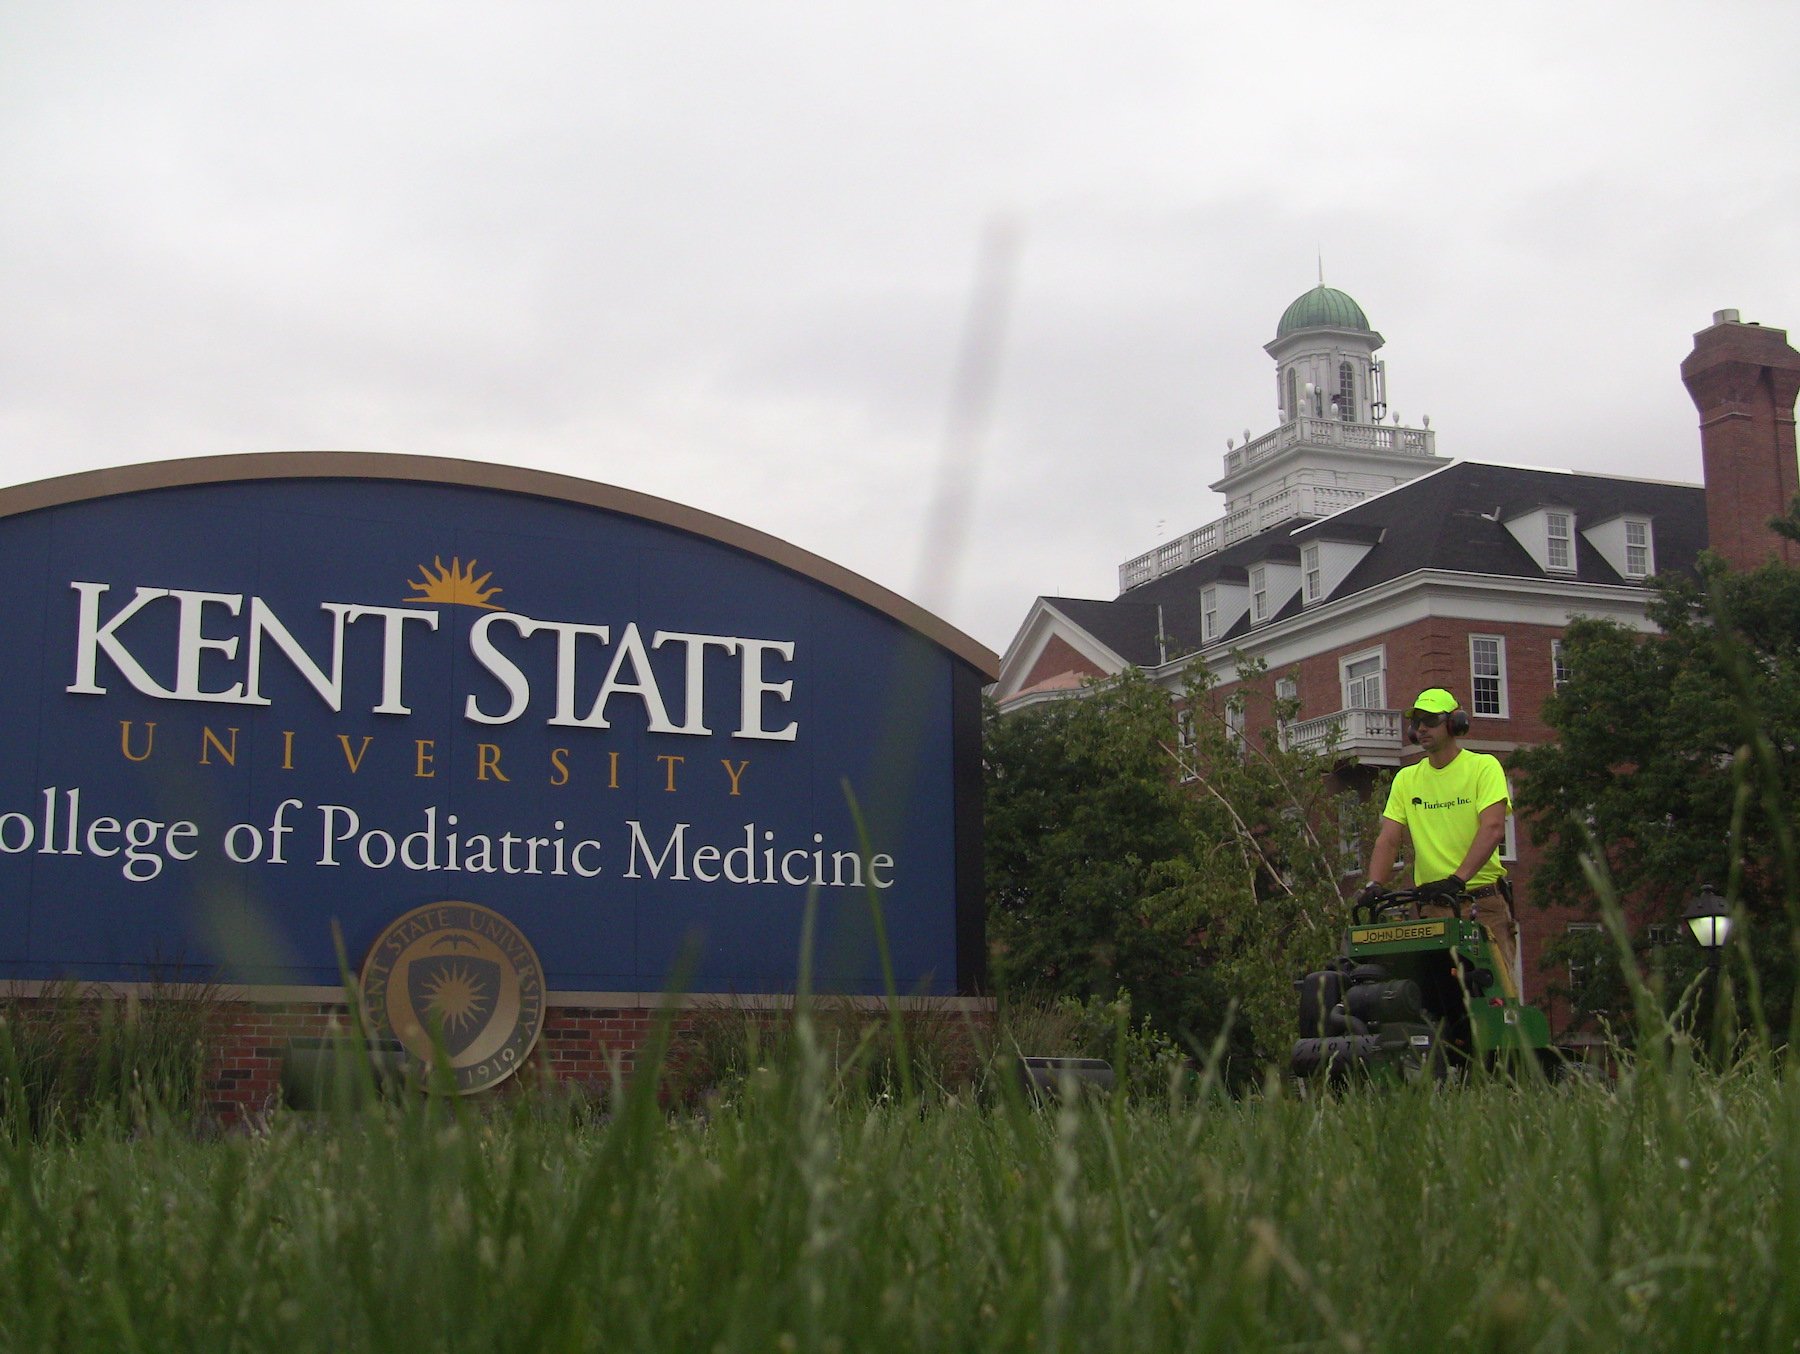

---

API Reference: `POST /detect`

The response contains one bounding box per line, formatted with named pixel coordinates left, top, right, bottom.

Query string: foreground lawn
left=2, top=1056, right=1794, bottom=1352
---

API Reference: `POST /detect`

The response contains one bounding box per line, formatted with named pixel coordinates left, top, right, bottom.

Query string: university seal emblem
left=359, top=900, right=546, bottom=1093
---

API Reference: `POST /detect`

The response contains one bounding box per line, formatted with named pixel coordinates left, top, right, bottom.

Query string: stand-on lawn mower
left=1290, top=887, right=1556, bottom=1083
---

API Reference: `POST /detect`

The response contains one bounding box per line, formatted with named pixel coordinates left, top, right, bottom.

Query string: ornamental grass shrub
left=0, top=975, right=218, bottom=1137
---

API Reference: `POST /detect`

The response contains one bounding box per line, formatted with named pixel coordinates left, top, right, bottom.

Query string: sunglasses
left=1409, top=712, right=1446, bottom=729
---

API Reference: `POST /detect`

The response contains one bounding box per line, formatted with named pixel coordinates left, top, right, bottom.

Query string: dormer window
left=1503, top=505, right=1583, bottom=575
left=1546, top=511, right=1574, bottom=571
left=1250, top=566, right=1268, bottom=623
left=1625, top=518, right=1652, bottom=577
left=1302, top=544, right=1322, bottom=602
left=1579, top=513, right=1658, bottom=582
left=1201, top=586, right=1218, bottom=642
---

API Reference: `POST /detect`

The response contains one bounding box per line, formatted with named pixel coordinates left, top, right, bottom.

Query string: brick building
left=991, top=289, right=1800, bottom=1013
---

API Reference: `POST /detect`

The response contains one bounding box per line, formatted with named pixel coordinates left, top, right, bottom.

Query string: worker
left=1357, top=687, right=1519, bottom=996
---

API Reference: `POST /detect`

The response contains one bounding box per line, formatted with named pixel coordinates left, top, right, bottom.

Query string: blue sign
left=0, top=455, right=995, bottom=996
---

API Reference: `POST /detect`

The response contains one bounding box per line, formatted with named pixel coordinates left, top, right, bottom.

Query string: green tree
left=1512, top=532, right=1800, bottom=1037
left=984, top=664, right=1372, bottom=1072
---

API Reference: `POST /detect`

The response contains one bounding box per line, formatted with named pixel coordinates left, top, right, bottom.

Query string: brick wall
left=203, top=999, right=987, bottom=1122
left=206, top=1001, right=664, bottom=1122
left=1020, top=633, right=1106, bottom=690
left=1202, top=616, right=1567, bottom=744
left=1682, top=315, right=1800, bottom=572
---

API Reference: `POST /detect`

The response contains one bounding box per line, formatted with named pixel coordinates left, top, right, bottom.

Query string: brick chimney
left=1681, top=310, right=1800, bottom=571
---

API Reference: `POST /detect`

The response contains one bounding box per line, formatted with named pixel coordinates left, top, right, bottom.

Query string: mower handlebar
left=1351, top=886, right=1467, bottom=925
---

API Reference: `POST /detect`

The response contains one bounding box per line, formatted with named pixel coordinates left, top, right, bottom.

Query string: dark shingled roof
left=1292, top=462, right=1706, bottom=593
left=1040, top=596, right=1167, bottom=666
left=1055, top=462, right=1707, bottom=667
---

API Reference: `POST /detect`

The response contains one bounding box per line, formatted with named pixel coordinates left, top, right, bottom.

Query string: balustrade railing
left=1118, top=418, right=1441, bottom=590
left=1222, top=418, right=1437, bottom=477
left=1280, top=707, right=1405, bottom=760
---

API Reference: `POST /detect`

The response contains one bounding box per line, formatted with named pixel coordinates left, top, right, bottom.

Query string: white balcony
left=1119, top=482, right=1372, bottom=590
left=1280, top=707, right=1407, bottom=765
left=1220, top=417, right=1437, bottom=481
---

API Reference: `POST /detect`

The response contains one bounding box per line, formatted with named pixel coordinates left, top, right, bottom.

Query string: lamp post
left=1682, top=884, right=1732, bottom=970
left=1683, top=884, right=1732, bottom=1048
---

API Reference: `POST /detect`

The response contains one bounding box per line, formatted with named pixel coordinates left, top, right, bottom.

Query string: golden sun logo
left=419, top=961, right=492, bottom=1034
left=405, top=556, right=503, bottom=610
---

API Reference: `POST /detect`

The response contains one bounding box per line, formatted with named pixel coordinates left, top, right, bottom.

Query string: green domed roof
left=1277, top=285, right=1371, bottom=337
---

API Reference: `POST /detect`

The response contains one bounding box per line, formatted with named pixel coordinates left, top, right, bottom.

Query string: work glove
left=1354, top=880, right=1385, bottom=908
left=1416, top=874, right=1466, bottom=903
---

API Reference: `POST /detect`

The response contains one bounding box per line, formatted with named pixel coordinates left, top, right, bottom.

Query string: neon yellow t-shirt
left=1382, top=749, right=1510, bottom=888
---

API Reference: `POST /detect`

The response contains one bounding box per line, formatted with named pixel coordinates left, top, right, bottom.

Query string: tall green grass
left=0, top=1020, right=1795, bottom=1351
left=0, top=978, right=215, bottom=1136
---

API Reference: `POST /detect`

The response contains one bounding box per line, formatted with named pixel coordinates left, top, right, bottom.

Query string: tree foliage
left=984, top=664, right=1374, bottom=1074
left=1512, top=556, right=1800, bottom=920
left=1513, top=521, right=1800, bottom=1037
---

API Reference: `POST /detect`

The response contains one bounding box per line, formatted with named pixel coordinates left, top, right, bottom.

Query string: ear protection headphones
left=1405, top=708, right=1471, bottom=744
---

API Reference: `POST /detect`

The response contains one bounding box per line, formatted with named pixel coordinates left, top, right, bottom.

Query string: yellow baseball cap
left=1407, top=688, right=1461, bottom=718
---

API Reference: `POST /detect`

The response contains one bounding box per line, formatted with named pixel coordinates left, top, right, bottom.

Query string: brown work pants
left=1417, top=895, right=1522, bottom=1000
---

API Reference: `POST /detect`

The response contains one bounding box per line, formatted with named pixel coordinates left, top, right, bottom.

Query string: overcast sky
left=5, top=3, right=1797, bottom=656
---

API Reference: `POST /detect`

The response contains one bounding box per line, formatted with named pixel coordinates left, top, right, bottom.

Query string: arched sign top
left=0, top=451, right=999, bottom=680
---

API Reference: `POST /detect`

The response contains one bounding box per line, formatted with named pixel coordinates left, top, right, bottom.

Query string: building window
left=1337, top=362, right=1355, bottom=420
left=1470, top=634, right=1507, bottom=716
left=1285, top=370, right=1297, bottom=422
left=1274, top=675, right=1298, bottom=731
left=1250, top=566, right=1268, bottom=623
left=1546, top=512, right=1573, bottom=571
left=1302, top=544, right=1322, bottom=602
left=1342, top=649, right=1383, bottom=710
left=1566, top=921, right=1605, bottom=1007
left=1624, top=518, right=1652, bottom=577
left=1225, top=702, right=1246, bottom=749
left=1500, top=777, right=1516, bottom=861
left=1175, top=709, right=1197, bottom=781
left=1552, top=639, right=1571, bottom=689
left=1201, top=586, right=1218, bottom=642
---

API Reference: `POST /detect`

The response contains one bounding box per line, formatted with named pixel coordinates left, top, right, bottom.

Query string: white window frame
left=1175, top=708, right=1197, bottom=781
left=1201, top=586, right=1218, bottom=643
left=1566, top=921, right=1604, bottom=1000
left=1469, top=634, right=1508, bottom=717
left=1225, top=702, right=1246, bottom=749
left=1340, top=647, right=1385, bottom=710
left=1552, top=638, right=1571, bottom=690
left=1545, top=511, right=1574, bottom=572
left=1274, top=674, right=1298, bottom=730
left=1249, top=566, right=1268, bottom=624
left=1302, top=544, right=1322, bottom=603
left=1624, top=517, right=1653, bottom=578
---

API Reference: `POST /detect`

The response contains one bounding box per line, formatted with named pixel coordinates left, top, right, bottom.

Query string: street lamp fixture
left=1683, top=884, right=1732, bottom=955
